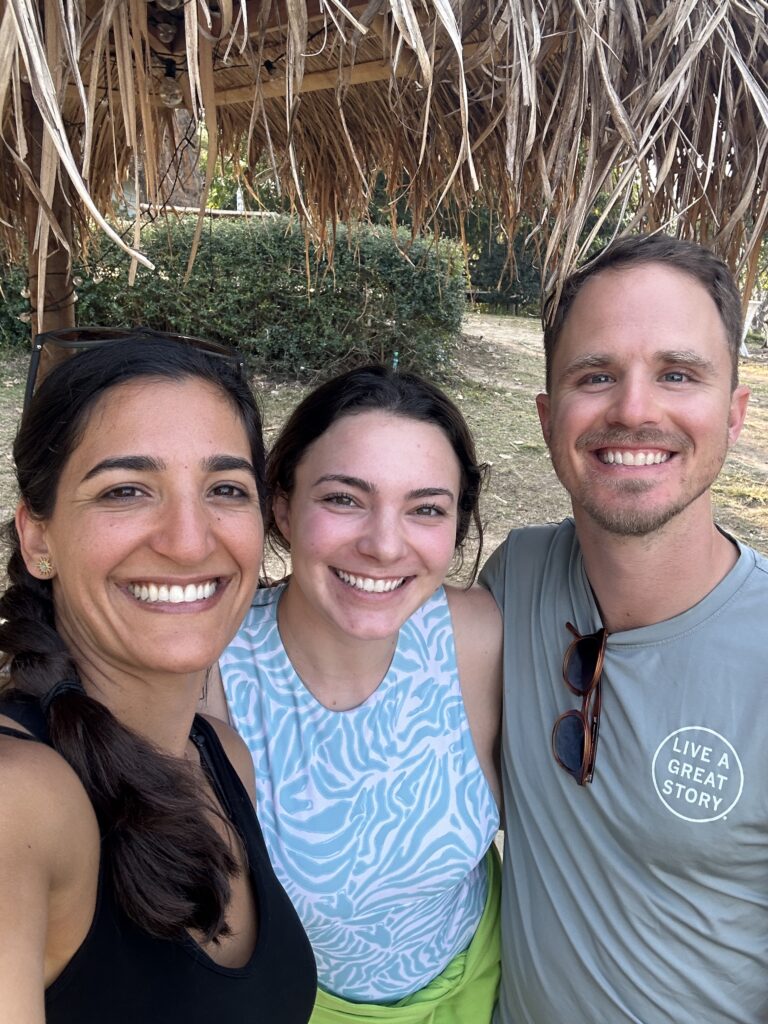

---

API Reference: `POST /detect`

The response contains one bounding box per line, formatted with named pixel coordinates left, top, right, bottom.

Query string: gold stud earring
left=36, top=556, right=53, bottom=577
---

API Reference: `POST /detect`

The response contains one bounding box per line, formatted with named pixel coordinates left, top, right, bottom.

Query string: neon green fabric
left=309, top=845, right=501, bottom=1024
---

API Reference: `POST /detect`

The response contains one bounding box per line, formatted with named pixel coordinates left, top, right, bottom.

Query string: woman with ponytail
left=0, top=332, right=315, bottom=1023
left=214, top=365, right=503, bottom=1024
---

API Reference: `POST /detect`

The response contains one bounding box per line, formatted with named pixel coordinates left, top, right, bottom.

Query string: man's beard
left=575, top=476, right=711, bottom=536
left=559, top=428, right=725, bottom=537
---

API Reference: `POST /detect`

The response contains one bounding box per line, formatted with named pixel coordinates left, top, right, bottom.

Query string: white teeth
left=335, top=569, right=405, bottom=593
left=599, top=450, right=669, bottom=466
left=128, top=580, right=218, bottom=604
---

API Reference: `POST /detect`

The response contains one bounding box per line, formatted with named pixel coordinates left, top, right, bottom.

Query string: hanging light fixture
left=155, top=21, right=177, bottom=45
left=158, top=59, right=184, bottom=108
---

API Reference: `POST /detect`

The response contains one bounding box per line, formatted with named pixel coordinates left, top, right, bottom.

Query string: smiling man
left=481, top=234, right=768, bottom=1023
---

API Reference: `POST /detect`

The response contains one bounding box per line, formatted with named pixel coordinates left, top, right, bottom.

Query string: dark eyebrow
left=561, top=349, right=718, bottom=378
left=313, top=473, right=374, bottom=492
left=82, top=456, right=163, bottom=481
left=82, top=454, right=255, bottom=482
left=407, top=487, right=455, bottom=501
left=312, top=476, right=455, bottom=502
left=203, top=455, right=256, bottom=476
left=656, top=349, right=717, bottom=373
left=560, top=354, right=614, bottom=378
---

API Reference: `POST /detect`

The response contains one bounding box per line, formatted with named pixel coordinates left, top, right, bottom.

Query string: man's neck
left=575, top=508, right=740, bottom=634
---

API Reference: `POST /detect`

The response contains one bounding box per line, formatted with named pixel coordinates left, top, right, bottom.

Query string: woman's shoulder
left=444, top=584, right=502, bottom=647
left=443, top=587, right=503, bottom=809
left=0, top=721, right=99, bottom=897
left=0, top=719, right=96, bottom=836
left=0, top=720, right=100, bottom=1005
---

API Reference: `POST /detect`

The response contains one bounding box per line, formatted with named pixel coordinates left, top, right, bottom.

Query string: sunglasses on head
left=551, top=621, right=608, bottom=785
left=24, top=326, right=245, bottom=412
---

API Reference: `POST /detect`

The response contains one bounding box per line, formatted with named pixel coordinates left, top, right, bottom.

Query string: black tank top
left=0, top=695, right=317, bottom=1023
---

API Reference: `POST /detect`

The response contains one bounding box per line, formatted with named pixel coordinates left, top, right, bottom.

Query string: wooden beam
left=216, top=41, right=481, bottom=107
left=67, top=41, right=483, bottom=110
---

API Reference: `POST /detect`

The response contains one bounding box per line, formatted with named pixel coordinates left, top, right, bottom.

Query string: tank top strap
left=0, top=690, right=49, bottom=742
left=189, top=714, right=252, bottom=826
left=0, top=725, right=41, bottom=742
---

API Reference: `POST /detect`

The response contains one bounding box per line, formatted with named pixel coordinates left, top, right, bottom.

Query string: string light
left=158, top=59, right=184, bottom=108
left=155, top=22, right=177, bottom=45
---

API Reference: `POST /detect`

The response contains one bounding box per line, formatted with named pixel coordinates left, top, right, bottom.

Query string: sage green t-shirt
left=481, top=519, right=768, bottom=1024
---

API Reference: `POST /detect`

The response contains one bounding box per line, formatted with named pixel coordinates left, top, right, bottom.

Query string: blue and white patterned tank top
left=220, top=583, right=499, bottom=1003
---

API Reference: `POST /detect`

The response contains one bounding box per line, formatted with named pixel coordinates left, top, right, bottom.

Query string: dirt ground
left=0, top=313, right=766, bottom=566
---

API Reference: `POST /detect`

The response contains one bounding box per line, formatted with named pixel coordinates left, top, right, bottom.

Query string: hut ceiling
left=1, top=0, right=767, bottom=295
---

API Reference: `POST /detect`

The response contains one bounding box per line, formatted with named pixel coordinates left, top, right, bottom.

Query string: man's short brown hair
left=542, top=234, right=744, bottom=390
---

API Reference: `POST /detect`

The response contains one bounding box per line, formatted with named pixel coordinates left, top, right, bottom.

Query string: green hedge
left=0, top=263, right=30, bottom=348
left=2, top=217, right=466, bottom=378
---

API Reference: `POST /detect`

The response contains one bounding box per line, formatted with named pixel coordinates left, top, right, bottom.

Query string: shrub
left=0, top=263, right=32, bottom=347
left=2, top=217, right=466, bottom=378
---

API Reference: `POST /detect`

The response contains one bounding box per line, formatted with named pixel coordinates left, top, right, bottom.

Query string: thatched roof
left=1, top=0, right=767, bottom=322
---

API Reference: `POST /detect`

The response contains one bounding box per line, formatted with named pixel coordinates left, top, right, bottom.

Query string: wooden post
left=21, top=83, right=76, bottom=342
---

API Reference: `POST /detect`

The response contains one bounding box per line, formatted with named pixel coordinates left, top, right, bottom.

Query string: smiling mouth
left=597, top=449, right=671, bottom=466
left=127, top=580, right=219, bottom=604
left=333, top=569, right=407, bottom=593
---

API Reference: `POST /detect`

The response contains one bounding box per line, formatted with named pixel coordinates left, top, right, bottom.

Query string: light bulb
left=18, top=311, right=32, bottom=323
left=155, top=22, right=177, bottom=44
left=159, top=76, right=183, bottom=107
left=158, top=60, right=184, bottom=108
left=156, top=0, right=182, bottom=11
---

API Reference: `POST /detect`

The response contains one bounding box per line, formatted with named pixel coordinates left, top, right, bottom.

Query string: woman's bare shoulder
left=0, top=725, right=96, bottom=849
left=443, top=585, right=503, bottom=809
left=444, top=584, right=502, bottom=652
left=0, top=728, right=98, bottom=1020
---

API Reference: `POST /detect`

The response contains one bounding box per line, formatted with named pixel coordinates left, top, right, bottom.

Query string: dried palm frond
left=0, top=0, right=765, bottom=320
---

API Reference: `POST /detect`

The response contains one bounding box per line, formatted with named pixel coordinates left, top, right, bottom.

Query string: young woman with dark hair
left=214, top=365, right=503, bottom=1024
left=0, top=333, right=315, bottom=1023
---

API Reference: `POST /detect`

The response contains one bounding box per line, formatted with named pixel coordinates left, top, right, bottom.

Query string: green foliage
left=464, top=211, right=541, bottom=312
left=0, top=263, right=32, bottom=346
left=0, top=217, right=466, bottom=377
left=366, top=173, right=541, bottom=311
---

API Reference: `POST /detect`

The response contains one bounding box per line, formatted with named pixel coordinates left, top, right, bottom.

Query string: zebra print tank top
left=220, top=584, right=499, bottom=1003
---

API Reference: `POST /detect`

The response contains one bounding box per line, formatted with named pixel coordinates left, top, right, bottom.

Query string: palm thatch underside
left=1, top=0, right=766, bottom=322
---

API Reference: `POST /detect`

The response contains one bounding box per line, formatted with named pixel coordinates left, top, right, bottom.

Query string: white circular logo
left=651, top=726, right=743, bottom=823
